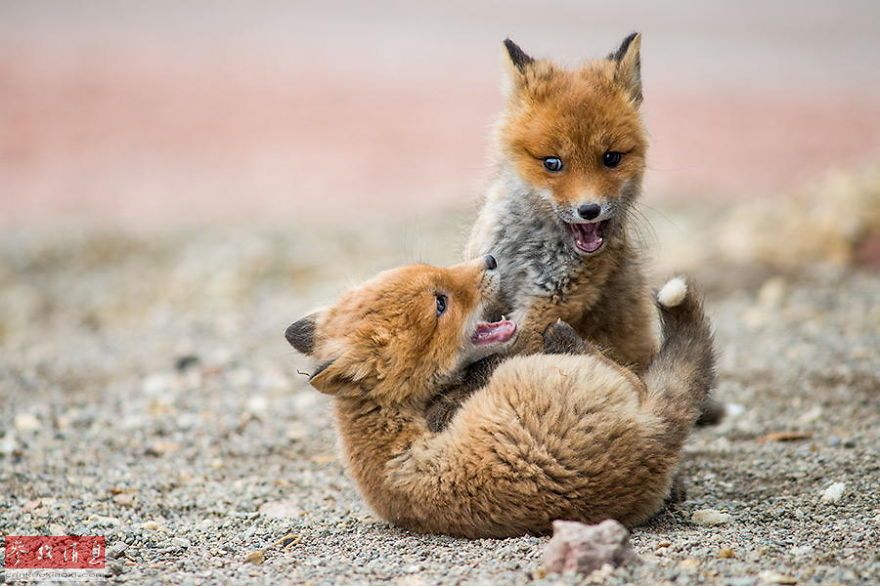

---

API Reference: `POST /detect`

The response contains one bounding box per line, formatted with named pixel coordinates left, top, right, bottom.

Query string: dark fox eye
left=542, top=157, right=564, bottom=173
left=435, top=294, right=448, bottom=316
left=603, top=151, right=623, bottom=168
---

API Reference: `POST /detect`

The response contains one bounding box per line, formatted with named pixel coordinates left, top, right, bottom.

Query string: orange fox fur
left=285, top=259, right=716, bottom=538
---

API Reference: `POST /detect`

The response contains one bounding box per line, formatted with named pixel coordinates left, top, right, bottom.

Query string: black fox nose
left=484, top=255, right=497, bottom=271
left=577, top=203, right=601, bottom=221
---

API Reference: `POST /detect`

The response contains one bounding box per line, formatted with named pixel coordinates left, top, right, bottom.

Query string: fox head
left=284, top=256, right=515, bottom=406
left=498, top=34, right=647, bottom=256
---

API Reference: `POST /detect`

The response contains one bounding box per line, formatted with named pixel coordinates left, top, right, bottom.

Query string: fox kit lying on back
left=285, top=257, right=716, bottom=538
left=429, top=34, right=722, bottom=430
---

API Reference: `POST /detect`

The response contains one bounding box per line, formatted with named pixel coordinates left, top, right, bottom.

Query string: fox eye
left=435, top=294, right=448, bottom=317
left=542, top=157, right=564, bottom=173
left=602, top=151, right=623, bottom=168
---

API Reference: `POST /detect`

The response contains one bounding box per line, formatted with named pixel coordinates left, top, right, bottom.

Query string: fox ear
left=285, top=312, right=322, bottom=355
left=610, top=32, right=642, bottom=104
left=501, top=38, right=533, bottom=96
left=308, top=357, right=359, bottom=395
left=307, top=358, right=339, bottom=393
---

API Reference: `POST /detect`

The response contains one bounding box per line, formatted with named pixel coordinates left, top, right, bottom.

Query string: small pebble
left=797, top=406, right=822, bottom=425
left=172, top=537, right=191, bottom=549
left=0, top=433, right=18, bottom=455
left=113, top=493, right=135, bottom=507
left=820, top=482, right=846, bottom=503
left=531, top=567, right=548, bottom=580
left=14, top=413, right=41, bottom=433
left=175, top=354, right=200, bottom=372
left=246, top=395, right=269, bottom=413
left=718, top=548, right=736, bottom=559
left=90, top=515, right=120, bottom=527
left=726, top=403, right=746, bottom=418
left=692, top=509, right=732, bottom=526
left=108, top=543, right=128, bottom=558
left=141, top=520, right=162, bottom=531
left=543, top=519, right=636, bottom=576
left=145, top=440, right=180, bottom=457
left=141, top=374, right=169, bottom=396
left=258, top=500, right=302, bottom=519
left=244, top=550, right=265, bottom=565
left=760, top=570, right=798, bottom=584
left=109, top=561, right=126, bottom=576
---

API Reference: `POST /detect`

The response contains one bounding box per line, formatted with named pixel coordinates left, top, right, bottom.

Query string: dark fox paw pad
left=542, top=321, right=587, bottom=355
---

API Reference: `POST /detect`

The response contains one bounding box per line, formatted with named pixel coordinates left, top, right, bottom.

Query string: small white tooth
left=501, top=315, right=506, bottom=321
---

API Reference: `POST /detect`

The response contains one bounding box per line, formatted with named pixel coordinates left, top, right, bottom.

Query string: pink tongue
left=575, top=223, right=603, bottom=252
left=472, top=320, right=517, bottom=345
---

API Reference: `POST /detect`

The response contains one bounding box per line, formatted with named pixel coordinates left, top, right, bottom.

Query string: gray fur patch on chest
left=479, top=194, right=582, bottom=312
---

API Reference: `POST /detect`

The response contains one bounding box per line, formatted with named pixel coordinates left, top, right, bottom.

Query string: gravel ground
left=1, top=210, right=879, bottom=585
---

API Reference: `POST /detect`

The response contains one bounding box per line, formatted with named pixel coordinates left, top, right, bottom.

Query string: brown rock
left=244, top=550, right=265, bottom=565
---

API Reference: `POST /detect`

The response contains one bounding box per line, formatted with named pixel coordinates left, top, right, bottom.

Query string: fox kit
left=428, top=34, right=722, bottom=430
left=285, top=256, right=716, bottom=538
left=469, top=33, right=654, bottom=363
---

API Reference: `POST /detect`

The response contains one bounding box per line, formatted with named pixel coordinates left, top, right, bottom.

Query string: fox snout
left=476, top=254, right=499, bottom=290
left=577, top=203, right=601, bottom=221
left=561, top=200, right=613, bottom=224
left=484, top=254, right=497, bottom=271
left=466, top=254, right=500, bottom=308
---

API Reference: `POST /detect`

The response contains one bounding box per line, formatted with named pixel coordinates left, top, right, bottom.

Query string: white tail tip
left=658, top=277, right=688, bottom=308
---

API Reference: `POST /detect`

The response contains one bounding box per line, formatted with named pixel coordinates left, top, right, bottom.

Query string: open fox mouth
left=567, top=220, right=608, bottom=254
left=471, top=319, right=517, bottom=346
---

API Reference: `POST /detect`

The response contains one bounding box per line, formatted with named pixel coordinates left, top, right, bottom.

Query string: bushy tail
left=643, top=277, right=717, bottom=446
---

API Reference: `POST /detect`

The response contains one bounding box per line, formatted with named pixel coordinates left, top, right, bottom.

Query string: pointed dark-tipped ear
left=307, top=358, right=336, bottom=392
left=285, top=312, right=321, bottom=355
left=610, top=32, right=642, bottom=104
left=307, top=357, right=357, bottom=395
left=503, top=38, right=533, bottom=73
left=501, top=38, right=533, bottom=97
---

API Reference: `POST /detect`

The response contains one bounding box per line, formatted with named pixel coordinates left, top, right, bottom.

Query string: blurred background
left=2, top=3, right=879, bottom=582
left=2, top=0, right=880, bottom=227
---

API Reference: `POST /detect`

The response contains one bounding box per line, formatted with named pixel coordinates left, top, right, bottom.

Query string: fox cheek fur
left=498, top=34, right=648, bottom=221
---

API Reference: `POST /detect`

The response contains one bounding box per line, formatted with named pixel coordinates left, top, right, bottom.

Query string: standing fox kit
left=285, top=258, right=715, bottom=538
left=468, top=33, right=655, bottom=366
left=428, top=34, right=723, bottom=430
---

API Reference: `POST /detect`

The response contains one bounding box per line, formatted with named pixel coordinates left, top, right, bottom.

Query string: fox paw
left=665, top=472, right=688, bottom=507
left=425, top=397, right=460, bottom=433
left=542, top=320, right=589, bottom=355
left=695, top=396, right=725, bottom=427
